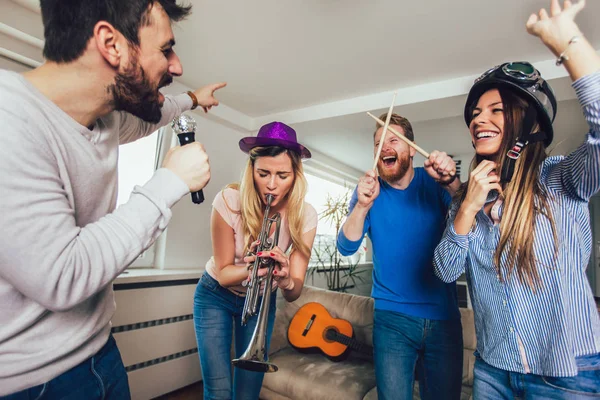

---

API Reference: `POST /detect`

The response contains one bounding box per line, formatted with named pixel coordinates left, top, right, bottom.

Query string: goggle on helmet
left=464, top=62, right=557, bottom=147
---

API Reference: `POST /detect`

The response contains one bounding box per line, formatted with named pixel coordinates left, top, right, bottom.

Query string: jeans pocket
left=198, top=272, right=219, bottom=291
left=541, top=370, right=600, bottom=396
left=577, top=353, right=600, bottom=372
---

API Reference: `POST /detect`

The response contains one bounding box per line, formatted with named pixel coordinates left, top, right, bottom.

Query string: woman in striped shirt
left=434, top=0, right=600, bottom=398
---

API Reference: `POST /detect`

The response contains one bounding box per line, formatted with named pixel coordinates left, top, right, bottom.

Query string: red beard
left=377, top=151, right=411, bottom=182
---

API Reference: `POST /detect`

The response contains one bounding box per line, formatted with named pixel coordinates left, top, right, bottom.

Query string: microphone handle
left=177, top=131, right=204, bottom=204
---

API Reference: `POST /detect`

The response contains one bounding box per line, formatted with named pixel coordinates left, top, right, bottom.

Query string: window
left=117, top=130, right=161, bottom=206
left=305, top=172, right=367, bottom=267
left=117, top=129, right=163, bottom=267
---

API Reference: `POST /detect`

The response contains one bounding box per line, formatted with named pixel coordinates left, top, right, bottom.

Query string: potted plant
left=306, top=191, right=368, bottom=292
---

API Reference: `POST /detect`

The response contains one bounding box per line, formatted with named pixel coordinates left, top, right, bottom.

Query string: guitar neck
left=327, top=330, right=372, bottom=355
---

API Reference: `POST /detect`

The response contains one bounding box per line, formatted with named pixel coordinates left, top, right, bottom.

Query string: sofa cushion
left=462, top=348, right=476, bottom=387
left=268, top=308, right=293, bottom=356
left=260, top=386, right=293, bottom=400
left=459, top=308, right=476, bottom=387
left=460, top=308, right=476, bottom=350
left=262, top=348, right=376, bottom=400
left=278, top=286, right=375, bottom=348
left=263, top=286, right=475, bottom=400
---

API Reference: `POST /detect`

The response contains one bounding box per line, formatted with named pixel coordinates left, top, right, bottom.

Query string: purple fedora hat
left=239, top=121, right=311, bottom=159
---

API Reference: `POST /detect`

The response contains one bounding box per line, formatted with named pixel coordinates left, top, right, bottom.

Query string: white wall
left=0, top=1, right=43, bottom=70
left=0, top=0, right=258, bottom=271
left=160, top=117, right=374, bottom=278
left=0, top=57, right=29, bottom=72
left=162, top=114, right=249, bottom=268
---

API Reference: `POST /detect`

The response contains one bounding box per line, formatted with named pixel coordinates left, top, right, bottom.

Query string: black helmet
left=464, top=62, right=557, bottom=147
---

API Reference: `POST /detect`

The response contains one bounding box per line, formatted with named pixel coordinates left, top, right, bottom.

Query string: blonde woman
left=193, top=121, right=317, bottom=400
left=434, top=0, right=600, bottom=398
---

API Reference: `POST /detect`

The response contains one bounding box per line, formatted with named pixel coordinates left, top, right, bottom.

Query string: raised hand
left=193, top=82, right=227, bottom=113
left=356, top=170, right=380, bottom=209
left=424, top=150, right=456, bottom=184
left=526, top=0, right=598, bottom=81
left=526, top=0, right=584, bottom=56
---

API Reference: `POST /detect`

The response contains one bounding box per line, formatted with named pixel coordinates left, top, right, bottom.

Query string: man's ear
left=93, top=21, right=123, bottom=68
left=409, top=145, right=416, bottom=158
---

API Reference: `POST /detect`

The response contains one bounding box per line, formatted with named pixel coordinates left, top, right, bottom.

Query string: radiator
left=112, top=279, right=201, bottom=399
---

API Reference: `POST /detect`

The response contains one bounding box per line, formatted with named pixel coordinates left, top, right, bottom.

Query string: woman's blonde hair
left=223, top=146, right=310, bottom=257
left=458, top=87, right=558, bottom=289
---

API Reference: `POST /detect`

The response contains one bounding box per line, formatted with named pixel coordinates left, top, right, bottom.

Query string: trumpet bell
left=232, top=281, right=278, bottom=373
left=231, top=358, right=278, bottom=373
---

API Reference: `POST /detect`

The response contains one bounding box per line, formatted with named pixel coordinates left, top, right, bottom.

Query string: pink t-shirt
left=205, top=188, right=318, bottom=293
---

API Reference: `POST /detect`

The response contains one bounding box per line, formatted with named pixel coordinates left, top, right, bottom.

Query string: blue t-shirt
left=338, top=168, right=459, bottom=320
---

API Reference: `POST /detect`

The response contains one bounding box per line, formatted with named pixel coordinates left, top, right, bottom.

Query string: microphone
left=171, top=114, right=204, bottom=204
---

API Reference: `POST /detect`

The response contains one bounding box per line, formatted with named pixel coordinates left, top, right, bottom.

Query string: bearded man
left=0, top=1, right=225, bottom=398
left=337, top=113, right=464, bottom=400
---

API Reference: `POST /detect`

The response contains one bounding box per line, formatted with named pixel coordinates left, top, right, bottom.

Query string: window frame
left=303, top=164, right=369, bottom=269
left=121, top=126, right=173, bottom=268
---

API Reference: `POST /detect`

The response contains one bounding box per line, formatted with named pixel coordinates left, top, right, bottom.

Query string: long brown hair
left=224, top=146, right=310, bottom=258
left=458, top=87, right=558, bottom=288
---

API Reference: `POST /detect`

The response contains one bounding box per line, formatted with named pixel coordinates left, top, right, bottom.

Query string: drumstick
left=372, top=93, right=397, bottom=172
left=367, top=112, right=430, bottom=158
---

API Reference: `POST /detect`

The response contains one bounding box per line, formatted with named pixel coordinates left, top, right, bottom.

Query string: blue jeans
left=474, top=353, right=600, bottom=399
left=373, top=309, right=463, bottom=400
left=1, top=335, right=130, bottom=400
left=193, top=272, right=276, bottom=400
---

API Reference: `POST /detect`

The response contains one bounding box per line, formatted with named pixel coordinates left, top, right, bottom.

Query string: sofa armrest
left=269, top=308, right=292, bottom=355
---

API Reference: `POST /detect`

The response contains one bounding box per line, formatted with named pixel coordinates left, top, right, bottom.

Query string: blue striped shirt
left=433, top=72, right=600, bottom=377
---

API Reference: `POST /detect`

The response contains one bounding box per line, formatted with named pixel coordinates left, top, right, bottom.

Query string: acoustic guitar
left=287, top=302, right=372, bottom=359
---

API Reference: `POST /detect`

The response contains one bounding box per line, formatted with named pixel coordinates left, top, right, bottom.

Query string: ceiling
left=2, top=0, right=599, bottom=173
left=173, top=0, right=599, bottom=115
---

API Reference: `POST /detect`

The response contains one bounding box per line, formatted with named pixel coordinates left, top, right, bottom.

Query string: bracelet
left=555, top=36, right=581, bottom=66
left=186, top=91, right=198, bottom=110
left=439, top=173, right=457, bottom=186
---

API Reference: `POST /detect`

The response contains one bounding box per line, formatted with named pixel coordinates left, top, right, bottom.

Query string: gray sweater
left=0, top=70, right=192, bottom=394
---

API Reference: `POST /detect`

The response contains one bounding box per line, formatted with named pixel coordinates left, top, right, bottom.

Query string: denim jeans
left=1, top=335, right=130, bottom=400
left=373, top=308, right=463, bottom=400
left=193, top=272, right=276, bottom=400
left=473, top=353, right=600, bottom=399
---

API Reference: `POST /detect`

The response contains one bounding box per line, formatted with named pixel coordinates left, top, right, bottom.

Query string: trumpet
left=232, top=193, right=281, bottom=373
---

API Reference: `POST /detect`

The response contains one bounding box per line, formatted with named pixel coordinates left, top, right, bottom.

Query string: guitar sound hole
left=324, top=327, right=338, bottom=342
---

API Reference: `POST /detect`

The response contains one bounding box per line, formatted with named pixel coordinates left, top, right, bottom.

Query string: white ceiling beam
left=252, top=55, right=599, bottom=130
left=255, top=75, right=477, bottom=129
left=4, top=0, right=597, bottom=137
left=9, top=0, right=40, bottom=14
left=0, top=46, right=40, bottom=68
left=303, top=148, right=363, bottom=184
left=161, top=80, right=254, bottom=132
left=0, top=22, right=43, bottom=49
